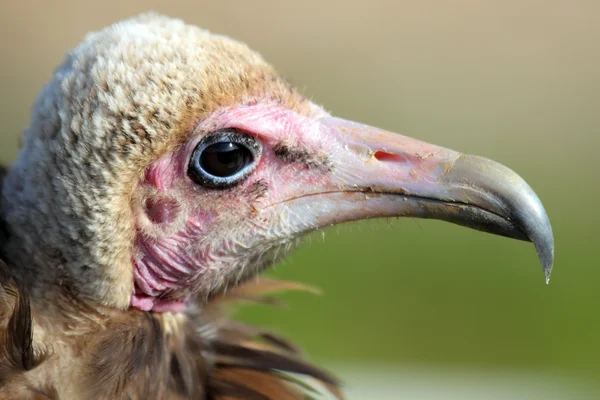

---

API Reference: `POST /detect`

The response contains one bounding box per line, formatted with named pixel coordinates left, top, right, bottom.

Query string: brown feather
left=211, top=369, right=301, bottom=400
left=0, top=261, right=54, bottom=397
left=0, top=260, right=342, bottom=399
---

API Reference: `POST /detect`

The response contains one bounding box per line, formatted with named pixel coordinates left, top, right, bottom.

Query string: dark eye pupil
left=200, top=142, right=252, bottom=177
left=188, top=129, right=261, bottom=189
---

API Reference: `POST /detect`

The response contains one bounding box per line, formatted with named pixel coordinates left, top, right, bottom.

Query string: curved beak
left=272, top=117, right=554, bottom=282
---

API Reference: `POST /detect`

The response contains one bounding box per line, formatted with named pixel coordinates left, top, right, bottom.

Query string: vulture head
left=1, top=13, right=553, bottom=313
left=0, top=13, right=554, bottom=399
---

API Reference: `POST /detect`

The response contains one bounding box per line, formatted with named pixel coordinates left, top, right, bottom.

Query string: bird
left=0, top=13, right=553, bottom=399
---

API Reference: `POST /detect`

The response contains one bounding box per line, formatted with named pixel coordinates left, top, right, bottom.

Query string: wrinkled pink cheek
left=131, top=209, right=218, bottom=312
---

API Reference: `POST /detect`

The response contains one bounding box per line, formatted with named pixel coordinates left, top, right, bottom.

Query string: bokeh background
left=1, top=1, right=598, bottom=398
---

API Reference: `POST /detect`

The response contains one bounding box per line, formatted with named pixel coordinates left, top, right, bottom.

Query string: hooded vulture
left=0, top=13, right=553, bottom=399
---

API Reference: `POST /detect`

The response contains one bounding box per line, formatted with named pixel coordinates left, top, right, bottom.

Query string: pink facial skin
left=131, top=101, right=460, bottom=312
left=131, top=102, right=337, bottom=312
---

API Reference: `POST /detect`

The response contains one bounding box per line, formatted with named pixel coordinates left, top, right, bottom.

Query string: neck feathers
left=0, top=259, right=342, bottom=399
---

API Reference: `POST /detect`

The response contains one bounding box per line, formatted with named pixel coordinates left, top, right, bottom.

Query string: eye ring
left=188, top=129, right=262, bottom=189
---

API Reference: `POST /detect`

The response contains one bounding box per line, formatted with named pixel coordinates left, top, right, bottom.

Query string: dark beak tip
left=523, top=192, right=555, bottom=285
left=446, top=155, right=555, bottom=283
left=526, top=212, right=554, bottom=284
left=539, top=241, right=554, bottom=285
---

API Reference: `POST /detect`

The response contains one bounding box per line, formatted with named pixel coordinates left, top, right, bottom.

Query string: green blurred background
left=1, top=1, right=598, bottom=398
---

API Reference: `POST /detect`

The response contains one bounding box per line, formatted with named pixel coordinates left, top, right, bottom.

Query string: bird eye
left=188, top=129, right=262, bottom=189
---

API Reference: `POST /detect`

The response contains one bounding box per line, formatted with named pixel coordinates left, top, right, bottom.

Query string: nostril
left=374, top=150, right=407, bottom=163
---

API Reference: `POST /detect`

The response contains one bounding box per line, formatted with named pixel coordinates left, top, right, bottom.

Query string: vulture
left=0, top=13, right=553, bottom=399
